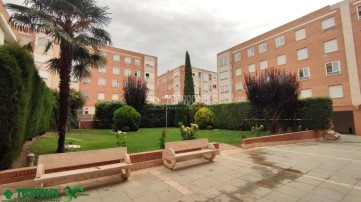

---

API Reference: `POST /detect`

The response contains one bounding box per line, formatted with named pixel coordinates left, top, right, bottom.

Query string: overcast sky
left=4, top=0, right=342, bottom=74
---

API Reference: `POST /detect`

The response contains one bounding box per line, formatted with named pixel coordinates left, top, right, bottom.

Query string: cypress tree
left=183, top=51, right=195, bottom=105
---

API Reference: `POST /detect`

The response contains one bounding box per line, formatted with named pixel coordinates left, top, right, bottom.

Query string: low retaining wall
left=0, top=143, right=219, bottom=185
left=241, top=130, right=324, bottom=149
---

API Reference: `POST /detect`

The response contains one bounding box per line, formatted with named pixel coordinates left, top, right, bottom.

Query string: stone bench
left=35, top=147, right=132, bottom=187
left=162, top=138, right=219, bottom=169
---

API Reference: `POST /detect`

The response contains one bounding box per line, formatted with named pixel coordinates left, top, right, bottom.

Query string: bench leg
left=162, top=158, right=176, bottom=169
left=120, top=168, right=131, bottom=179
left=203, top=153, right=216, bottom=161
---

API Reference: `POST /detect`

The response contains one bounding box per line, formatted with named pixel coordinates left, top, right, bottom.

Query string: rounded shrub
left=188, top=102, right=207, bottom=124
left=194, top=107, right=215, bottom=130
left=113, top=105, right=141, bottom=132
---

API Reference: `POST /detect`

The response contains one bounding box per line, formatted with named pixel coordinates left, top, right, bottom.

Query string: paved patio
left=73, top=135, right=361, bottom=201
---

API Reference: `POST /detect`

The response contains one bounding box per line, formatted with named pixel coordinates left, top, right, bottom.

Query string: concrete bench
left=35, top=147, right=132, bottom=187
left=162, top=138, right=219, bottom=169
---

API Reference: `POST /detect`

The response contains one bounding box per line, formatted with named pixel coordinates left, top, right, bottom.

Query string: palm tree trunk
left=57, top=44, right=73, bottom=153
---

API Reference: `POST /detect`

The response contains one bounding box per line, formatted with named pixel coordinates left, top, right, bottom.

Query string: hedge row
left=94, top=97, right=332, bottom=131
left=0, top=44, right=55, bottom=170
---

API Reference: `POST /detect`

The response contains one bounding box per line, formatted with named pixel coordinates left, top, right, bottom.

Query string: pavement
left=46, top=136, right=361, bottom=201
left=77, top=135, right=361, bottom=202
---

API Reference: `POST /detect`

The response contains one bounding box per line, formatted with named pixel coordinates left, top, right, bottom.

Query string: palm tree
left=6, top=0, right=112, bottom=152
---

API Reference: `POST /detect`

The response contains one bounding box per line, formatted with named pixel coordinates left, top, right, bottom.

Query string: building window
left=145, top=72, right=153, bottom=79
left=234, top=52, right=241, bottom=61
left=259, top=42, right=267, bottom=53
left=277, top=54, right=286, bottom=66
left=236, top=82, right=243, bottom=91
left=219, top=56, right=229, bottom=66
left=329, top=85, right=343, bottom=98
left=220, top=70, right=229, bottom=80
left=113, top=67, right=120, bottom=75
left=112, top=94, right=119, bottom=101
left=135, top=59, right=141, bottom=66
left=326, top=61, right=341, bottom=76
left=98, top=78, right=105, bottom=86
left=112, top=80, right=119, bottom=88
left=324, top=39, right=338, bottom=54
left=248, top=64, right=256, bottom=73
left=113, top=54, right=120, bottom=62
left=260, top=60, right=268, bottom=70
left=82, top=92, right=89, bottom=100
left=213, top=85, right=217, bottom=89
left=98, top=66, right=106, bottom=73
left=37, top=38, right=49, bottom=46
left=135, top=70, right=140, bottom=77
left=300, top=89, right=312, bottom=98
left=297, top=48, right=308, bottom=60
left=125, top=69, right=131, bottom=76
left=247, top=47, right=255, bottom=57
left=322, top=17, right=335, bottom=32
left=358, top=6, right=361, bottom=20
left=82, top=78, right=90, bottom=84
left=220, top=85, right=229, bottom=93
left=235, top=68, right=242, bottom=76
left=275, top=35, right=285, bottom=48
left=295, top=28, right=306, bottom=41
left=97, top=93, right=105, bottom=100
left=145, top=60, right=154, bottom=67
left=298, top=67, right=310, bottom=80
left=125, top=57, right=131, bottom=64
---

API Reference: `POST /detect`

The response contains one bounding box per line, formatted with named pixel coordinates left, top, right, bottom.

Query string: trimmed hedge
left=212, top=102, right=256, bottom=130
left=296, top=97, right=333, bottom=130
left=0, top=44, right=54, bottom=170
left=140, top=104, right=177, bottom=128
left=94, top=101, right=125, bottom=129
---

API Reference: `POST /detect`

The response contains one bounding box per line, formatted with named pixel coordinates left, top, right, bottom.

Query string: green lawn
left=30, top=128, right=261, bottom=157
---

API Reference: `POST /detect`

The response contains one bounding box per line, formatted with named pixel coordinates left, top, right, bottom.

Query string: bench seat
left=162, top=139, right=218, bottom=169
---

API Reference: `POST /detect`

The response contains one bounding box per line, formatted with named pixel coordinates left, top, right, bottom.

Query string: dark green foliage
left=212, top=102, right=256, bottom=130
left=159, top=128, right=167, bottom=149
left=95, top=101, right=125, bottom=129
left=140, top=104, right=177, bottom=128
left=194, top=107, right=215, bottom=129
left=188, top=102, right=206, bottom=124
left=113, top=105, right=141, bottom=132
left=183, top=51, right=195, bottom=105
left=296, top=97, right=333, bottom=130
left=52, top=89, right=86, bottom=129
left=0, top=44, right=54, bottom=170
left=123, top=76, right=148, bottom=113
left=245, top=68, right=301, bottom=132
left=175, top=102, right=189, bottom=126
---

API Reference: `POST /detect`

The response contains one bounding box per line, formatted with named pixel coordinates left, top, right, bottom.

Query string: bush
left=179, top=123, right=198, bottom=140
left=194, top=107, right=215, bottom=129
left=95, top=101, right=125, bottom=129
left=188, top=102, right=207, bottom=124
left=296, top=97, right=333, bottom=130
left=113, top=105, right=141, bottom=132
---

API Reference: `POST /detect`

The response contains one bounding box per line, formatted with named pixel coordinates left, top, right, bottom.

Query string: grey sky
left=4, top=0, right=342, bottom=74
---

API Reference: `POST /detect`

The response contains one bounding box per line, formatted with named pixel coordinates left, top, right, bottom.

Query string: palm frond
left=46, top=57, right=61, bottom=75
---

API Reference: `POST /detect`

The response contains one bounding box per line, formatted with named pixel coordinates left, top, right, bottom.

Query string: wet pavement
left=72, top=135, right=361, bottom=201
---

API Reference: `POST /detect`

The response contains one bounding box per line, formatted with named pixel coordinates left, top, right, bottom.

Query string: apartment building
left=157, top=65, right=218, bottom=105
left=217, top=0, right=361, bottom=135
left=0, top=1, right=17, bottom=45
left=79, top=46, right=157, bottom=115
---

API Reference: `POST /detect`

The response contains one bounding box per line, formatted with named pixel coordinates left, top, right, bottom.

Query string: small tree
left=245, top=68, right=301, bottom=132
left=123, top=76, right=148, bottom=113
left=183, top=51, right=195, bottom=105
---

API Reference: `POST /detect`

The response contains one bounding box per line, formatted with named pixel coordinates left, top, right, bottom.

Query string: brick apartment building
left=157, top=66, right=218, bottom=105
left=15, top=31, right=158, bottom=115
left=217, top=0, right=361, bottom=135
left=79, top=46, right=157, bottom=115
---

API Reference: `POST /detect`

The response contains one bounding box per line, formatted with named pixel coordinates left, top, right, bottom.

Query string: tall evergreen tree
left=183, top=51, right=195, bottom=105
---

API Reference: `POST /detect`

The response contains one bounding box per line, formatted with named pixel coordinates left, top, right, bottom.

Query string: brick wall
left=0, top=167, right=36, bottom=184
left=241, top=130, right=324, bottom=149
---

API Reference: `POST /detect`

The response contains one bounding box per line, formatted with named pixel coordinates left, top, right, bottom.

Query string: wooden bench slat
left=174, top=149, right=215, bottom=158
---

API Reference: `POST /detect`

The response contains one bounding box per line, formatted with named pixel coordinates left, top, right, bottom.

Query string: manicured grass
left=30, top=128, right=262, bottom=157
